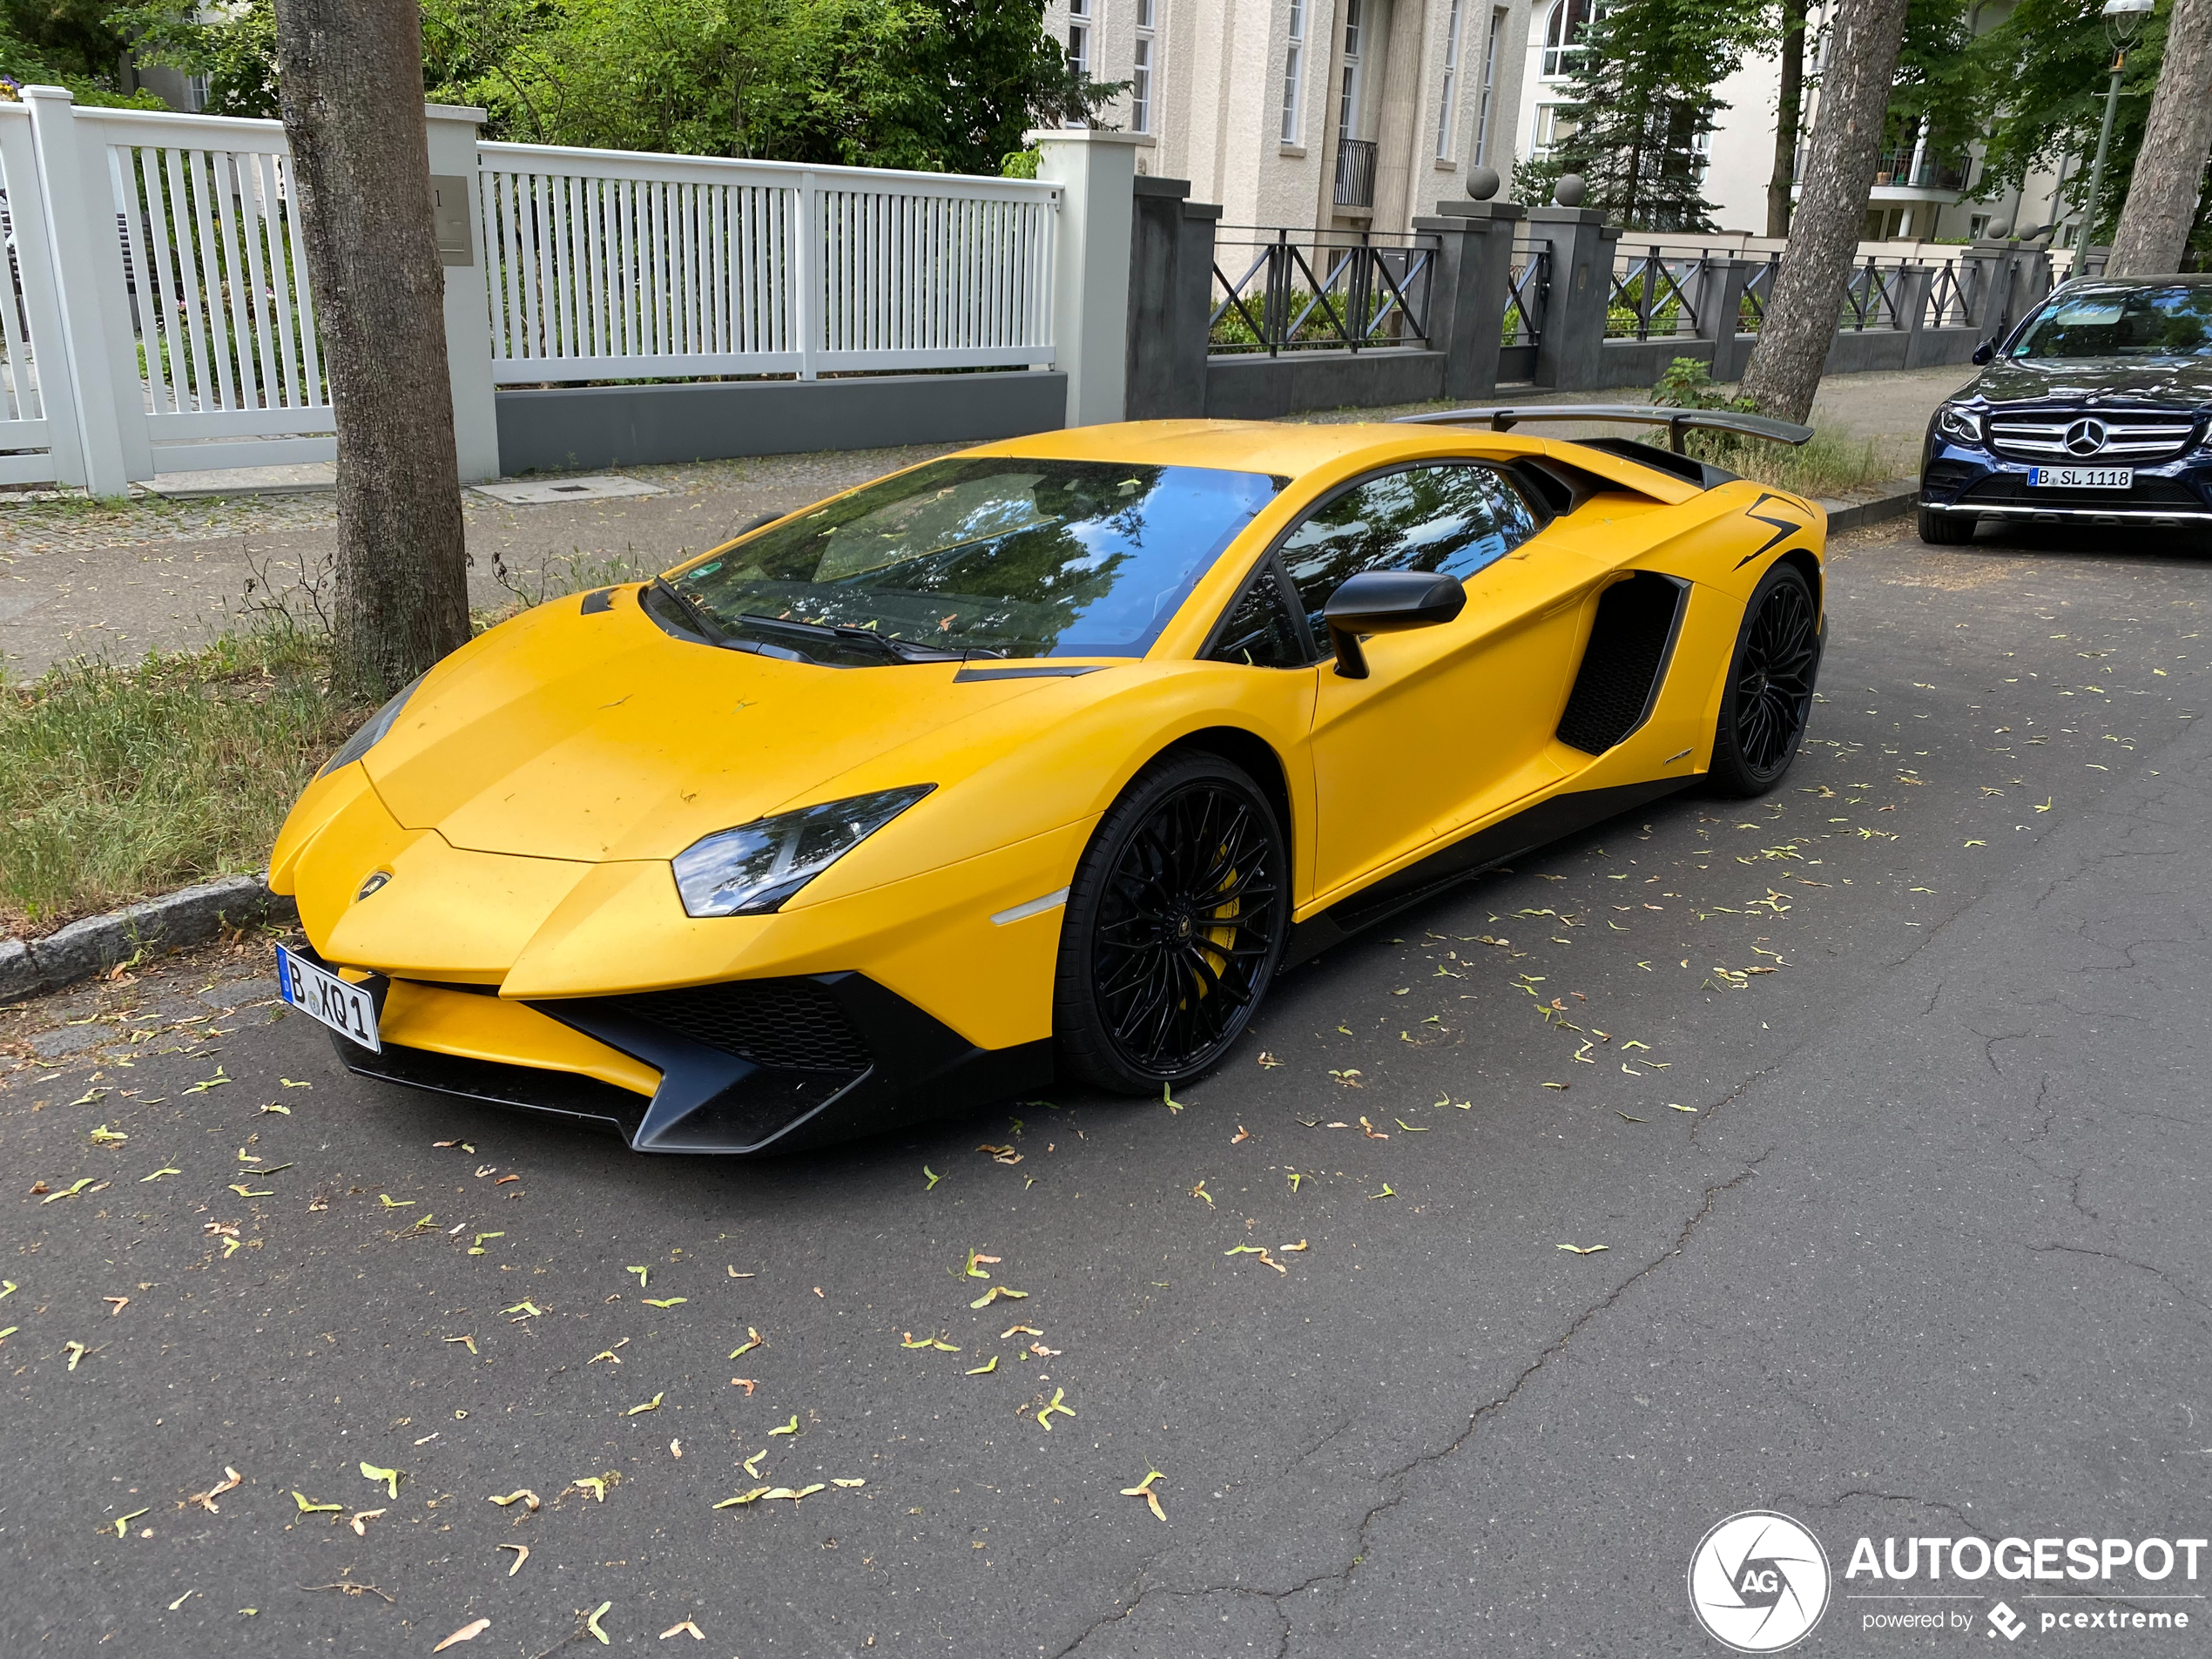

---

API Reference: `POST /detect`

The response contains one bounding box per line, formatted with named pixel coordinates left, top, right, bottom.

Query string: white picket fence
left=2, top=89, right=1063, bottom=492
left=479, top=144, right=1057, bottom=381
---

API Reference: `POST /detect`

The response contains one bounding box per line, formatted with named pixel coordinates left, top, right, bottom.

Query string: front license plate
left=2028, top=465, right=2133, bottom=489
left=276, top=944, right=381, bottom=1051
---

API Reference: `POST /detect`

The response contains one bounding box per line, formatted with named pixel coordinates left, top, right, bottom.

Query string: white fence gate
left=2, top=88, right=1069, bottom=494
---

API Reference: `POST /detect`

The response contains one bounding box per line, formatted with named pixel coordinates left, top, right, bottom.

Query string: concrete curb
left=1817, top=479, right=1919, bottom=534
left=0, top=875, right=296, bottom=1003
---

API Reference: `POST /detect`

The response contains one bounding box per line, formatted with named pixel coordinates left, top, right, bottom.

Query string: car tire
left=1707, top=562, right=1821, bottom=799
left=1917, top=505, right=1974, bottom=545
left=1054, top=751, right=1290, bottom=1095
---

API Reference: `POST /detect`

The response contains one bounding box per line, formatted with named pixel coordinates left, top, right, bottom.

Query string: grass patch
left=1698, top=429, right=1904, bottom=499
left=0, top=627, right=368, bottom=938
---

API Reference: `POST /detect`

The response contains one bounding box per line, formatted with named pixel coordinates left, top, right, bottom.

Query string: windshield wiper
left=651, top=576, right=730, bottom=644
left=734, top=612, right=982, bottom=664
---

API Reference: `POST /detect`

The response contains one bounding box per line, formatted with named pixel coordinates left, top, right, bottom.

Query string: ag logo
left=1688, top=1510, right=1831, bottom=1652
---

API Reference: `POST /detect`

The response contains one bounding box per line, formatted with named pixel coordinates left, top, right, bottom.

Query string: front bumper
left=302, top=947, right=1051, bottom=1155
left=1919, top=432, right=2212, bottom=528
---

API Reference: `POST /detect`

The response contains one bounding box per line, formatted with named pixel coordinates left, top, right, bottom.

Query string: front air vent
left=1556, top=573, right=1688, bottom=755
left=623, top=977, right=872, bottom=1073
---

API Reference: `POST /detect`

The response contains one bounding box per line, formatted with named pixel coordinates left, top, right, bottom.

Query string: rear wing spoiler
left=1396, top=404, right=1814, bottom=455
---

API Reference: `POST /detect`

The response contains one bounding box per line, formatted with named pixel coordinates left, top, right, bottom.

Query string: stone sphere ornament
left=1986, top=219, right=2012, bottom=239
left=1466, top=165, right=1501, bottom=201
left=1553, top=173, right=1587, bottom=208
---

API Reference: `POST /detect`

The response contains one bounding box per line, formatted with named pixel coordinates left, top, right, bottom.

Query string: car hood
left=1970, top=356, right=2212, bottom=408
left=361, top=588, right=1087, bottom=863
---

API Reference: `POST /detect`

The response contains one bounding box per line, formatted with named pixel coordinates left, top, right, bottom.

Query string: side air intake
left=1556, top=573, right=1688, bottom=755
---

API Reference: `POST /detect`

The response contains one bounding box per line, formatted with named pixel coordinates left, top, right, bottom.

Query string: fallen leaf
left=625, top=1393, right=664, bottom=1416
left=730, top=1378, right=757, bottom=1394
left=1119, top=1469, right=1167, bottom=1522
left=769, top=1415, right=800, bottom=1436
left=1280, top=1240, right=1309, bottom=1252
left=965, top=1355, right=998, bottom=1375
left=642, top=1297, right=686, bottom=1309
left=110, top=1507, right=150, bottom=1537
left=358, top=1461, right=401, bottom=1501
left=347, top=1507, right=385, bottom=1537
left=660, top=1621, right=705, bottom=1641
left=89, top=1124, right=128, bottom=1145
left=138, top=1168, right=180, bottom=1183
left=1366, top=1184, right=1396, bottom=1201
left=1035, top=1386, right=1075, bottom=1430
left=962, top=1249, right=1000, bottom=1278
left=104, top=1296, right=129, bottom=1316
left=570, top=1477, right=607, bottom=1503
left=968, top=1285, right=1028, bottom=1309
left=1557, top=1244, right=1608, bottom=1255
left=1000, top=1323, right=1042, bottom=1339
left=292, top=1492, right=341, bottom=1514
left=377, top=1194, right=414, bottom=1209
left=499, top=1543, right=529, bottom=1575
left=64, top=1339, right=89, bottom=1370
left=1162, top=1084, right=1185, bottom=1113
left=728, top=1327, right=763, bottom=1359
left=446, top=1334, right=478, bottom=1355
left=488, top=1490, right=540, bottom=1510
left=1231, top=1125, right=1251, bottom=1144
left=258, top=1103, right=290, bottom=1115
left=1669, top=1103, right=1698, bottom=1114
left=712, top=1487, right=773, bottom=1508
left=923, top=1165, right=942, bottom=1189
left=669, top=1439, right=682, bottom=1459
left=586, top=1602, right=612, bottom=1645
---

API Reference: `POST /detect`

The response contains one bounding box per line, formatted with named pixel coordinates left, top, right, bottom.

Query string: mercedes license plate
left=2027, top=465, right=2133, bottom=489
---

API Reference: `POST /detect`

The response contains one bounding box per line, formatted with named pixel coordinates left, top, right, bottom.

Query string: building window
left=1339, top=0, right=1365, bottom=143
left=1541, top=0, right=1589, bottom=78
left=1434, top=0, right=1464, bottom=160
left=1281, top=0, right=1306, bottom=143
left=1133, top=0, right=1157, bottom=133
left=1473, top=7, right=1504, bottom=166
left=1531, top=103, right=1561, bottom=156
left=1068, top=0, right=1093, bottom=82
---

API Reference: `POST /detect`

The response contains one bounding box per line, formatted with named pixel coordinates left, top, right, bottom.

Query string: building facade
left=1514, top=0, right=2077, bottom=248
left=1043, top=0, right=1535, bottom=233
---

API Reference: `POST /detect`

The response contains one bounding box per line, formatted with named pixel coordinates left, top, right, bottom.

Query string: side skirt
left=1282, top=776, right=1691, bottom=968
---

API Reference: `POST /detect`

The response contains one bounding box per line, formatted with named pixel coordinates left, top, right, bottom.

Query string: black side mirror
left=1971, top=340, right=1996, bottom=365
left=733, top=512, right=779, bottom=539
left=1323, top=570, right=1467, bottom=678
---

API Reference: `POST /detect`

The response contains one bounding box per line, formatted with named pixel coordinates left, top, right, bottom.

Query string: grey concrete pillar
left=1524, top=206, right=1619, bottom=392
left=1413, top=199, right=1524, bottom=401
left=1692, top=258, right=1755, bottom=382
left=1892, top=266, right=1936, bottom=368
left=1962, top=239, right=2025, bottom=339
left=1124, top=176, right=1220, bottom=421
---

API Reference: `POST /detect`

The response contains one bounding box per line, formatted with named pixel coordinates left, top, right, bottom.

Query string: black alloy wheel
left=1709, top=563, right=1821, bottom=796
left=1055, top=753, right=1288, bottom=1092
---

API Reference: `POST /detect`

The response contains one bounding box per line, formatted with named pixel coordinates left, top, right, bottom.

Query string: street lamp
left=2075, top=0, right=2155, bottom=268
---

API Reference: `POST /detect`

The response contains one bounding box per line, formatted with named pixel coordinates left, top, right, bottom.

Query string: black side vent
left=1556, top=573, right=1687, bottom=755
left=624, top=978, right=872, bottom=1072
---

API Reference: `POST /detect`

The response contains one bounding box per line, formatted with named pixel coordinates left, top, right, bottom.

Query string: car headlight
left=671, top=786, right=935, bottom=918
left=1934, top=402, right=1983, bottom=445
left=318, top=671, right=427, bottom=778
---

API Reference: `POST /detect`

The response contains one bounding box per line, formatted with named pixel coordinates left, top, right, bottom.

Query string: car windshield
left=2010, top=285, right=2212, bottom=360
left=668, top=457, right=1282, bottom=662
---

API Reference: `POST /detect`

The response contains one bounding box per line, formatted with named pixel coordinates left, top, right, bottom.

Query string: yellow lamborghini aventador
left=268, top=408, right=1827, bottom=1154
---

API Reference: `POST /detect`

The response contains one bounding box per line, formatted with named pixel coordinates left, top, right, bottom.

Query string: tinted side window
left=1281, top=463, right=1539, bottom=636
left=1207, top=559, right=1309, bottom=668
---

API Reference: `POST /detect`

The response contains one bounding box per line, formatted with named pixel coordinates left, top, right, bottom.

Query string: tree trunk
left=273, top=0, right=469, bottom=698
left=1764, top=0, right=1806, bottom=238
left=2107, top=0, right=2212, bottom=276
left=1738, top=0, right=1910, bottom=425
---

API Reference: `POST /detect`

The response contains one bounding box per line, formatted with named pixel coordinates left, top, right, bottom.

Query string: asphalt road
left=3, top=516, right=2207, bottom=1658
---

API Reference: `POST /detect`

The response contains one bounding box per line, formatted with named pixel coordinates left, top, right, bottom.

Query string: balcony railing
left=1333, top=138, right=1378, bottom=209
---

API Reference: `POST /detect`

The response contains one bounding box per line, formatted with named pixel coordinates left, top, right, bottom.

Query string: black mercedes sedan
left=1919, top=274, right=2212, bottom=543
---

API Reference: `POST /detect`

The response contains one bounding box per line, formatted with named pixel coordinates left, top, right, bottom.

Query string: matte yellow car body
left=269, top=419, right=1824, bottom=1116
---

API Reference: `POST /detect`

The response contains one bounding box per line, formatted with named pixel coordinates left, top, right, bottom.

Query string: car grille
left=1986, top=409, right=2200, bottom=463
left=623, top=977, right=873, bottom=1073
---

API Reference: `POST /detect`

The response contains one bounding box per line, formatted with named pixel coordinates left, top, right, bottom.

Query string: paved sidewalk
left=0, top=365, right=1973, bottom=681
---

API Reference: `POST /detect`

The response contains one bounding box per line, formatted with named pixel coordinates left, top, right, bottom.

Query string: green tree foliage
left=1968, top=0, right=2173, bottom=242
left=123, top=0, right=1117, bottom=173
left=1516, top=0, right=1767, bottom=231
left=0, top=0, right=166, bottom=104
